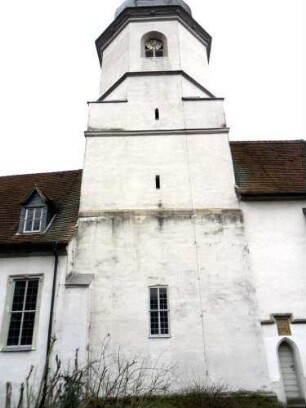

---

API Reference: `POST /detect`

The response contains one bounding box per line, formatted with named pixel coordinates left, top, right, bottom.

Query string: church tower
left=74, top=0, right=271, bottom=392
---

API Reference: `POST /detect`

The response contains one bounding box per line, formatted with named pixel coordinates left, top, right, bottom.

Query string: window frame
left=144, top=39, right=164, bottom=58
left=141, top=31, right=167, bottom=59
left=0, top=275, right=43, bottom=352
left=23, top=207, right=44, bottom=233
left=148, top=286, right=171, bottom=338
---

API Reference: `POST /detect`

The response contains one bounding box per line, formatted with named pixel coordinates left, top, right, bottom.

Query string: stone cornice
left=79, top=208, right=242, bottom=219
left=85, top=128, right=230, bottom=138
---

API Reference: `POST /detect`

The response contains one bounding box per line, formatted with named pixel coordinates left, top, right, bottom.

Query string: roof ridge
left=0, top=169, right=83, bottom=180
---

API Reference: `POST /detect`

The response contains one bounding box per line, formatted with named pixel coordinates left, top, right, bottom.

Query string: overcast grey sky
left=0, top=0, right=305, bottom=176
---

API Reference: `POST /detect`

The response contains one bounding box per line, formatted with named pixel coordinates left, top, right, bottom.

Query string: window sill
left=1, top=345, right=34, bottom=352
left=21, top=230, right=42, bottom=234
left=149, top=335, right=171, bottom=339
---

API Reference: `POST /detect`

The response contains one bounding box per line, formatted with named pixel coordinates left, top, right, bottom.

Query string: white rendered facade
left=242, top=202, right=306, bottom=402
left=0, top=254, right=64, bottom=405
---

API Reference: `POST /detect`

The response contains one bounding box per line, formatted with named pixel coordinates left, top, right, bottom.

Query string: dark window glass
left=11, top=281, right=26, bottom=311
left=7, top=279, right=39, bottom=347
left=7, top=313, right=22, bottom=346
left=20, top=312, right=36, bottom=345
left=150, top=288, right=158, bottom=310
left=150, top=311, right=159, bottom=335
left=145, top=50, right=154, bottom=58
left=160, top=311, right=169, bottom=335
left=25, top=280, right=39, bottom=310
left=159, top=288, right=168, bottom=310
left=149, top=287, right=169, bottom=336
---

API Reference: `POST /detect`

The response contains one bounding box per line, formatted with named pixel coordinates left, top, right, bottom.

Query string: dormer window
left=145, top=39, right=164, bottom=58
left=23, top=207, right=44, bottom=233
left=18, top=187, right=55, bottom=234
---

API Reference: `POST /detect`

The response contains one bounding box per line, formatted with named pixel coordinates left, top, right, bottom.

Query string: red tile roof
left=0, top=170, right=82, bottom=250
left=230, top=140, right=306, bottom=199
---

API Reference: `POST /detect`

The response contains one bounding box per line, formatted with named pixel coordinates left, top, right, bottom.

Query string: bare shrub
left=6, top=338, right=283, bottom=408
left=10, top=337, right=172, bottom=408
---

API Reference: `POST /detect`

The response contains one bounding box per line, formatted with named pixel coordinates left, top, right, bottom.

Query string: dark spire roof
left=115, top=0, right=192, bottom=18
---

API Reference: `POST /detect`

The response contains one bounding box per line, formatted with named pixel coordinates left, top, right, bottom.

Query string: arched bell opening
left=141, top=31, right=168, bottom=58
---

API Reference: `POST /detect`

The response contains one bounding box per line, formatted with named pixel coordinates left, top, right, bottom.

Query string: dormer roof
left=0, top=170, right=82, bottom=251
left=20, top=186, right=49, bottom=206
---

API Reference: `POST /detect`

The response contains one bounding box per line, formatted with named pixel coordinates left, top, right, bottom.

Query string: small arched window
left=145, top=39, right=164, bottom=58
left=142, top=32, right=167, bottom=58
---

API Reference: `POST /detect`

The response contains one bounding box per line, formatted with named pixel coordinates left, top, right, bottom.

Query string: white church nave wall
left=0, top=254, right=67, bottom=406
left=241, top=201, right=306, bottom=319
left=241, top=201, right=306, bottom=402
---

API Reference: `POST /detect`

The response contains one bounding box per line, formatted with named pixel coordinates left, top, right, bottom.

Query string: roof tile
left=230, top=140, right=306, bottom=198
left=0, top=170, right=82, bottom=248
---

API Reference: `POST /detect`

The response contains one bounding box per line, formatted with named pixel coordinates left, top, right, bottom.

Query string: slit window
left=149, top=287, right=170, bottom=337
left=155, top=109, right=160, bottom=120
left=155, top=175, right=161, bottom=190
left=145, top=39, right=164, bottom=58
left=6, top=278, right=40, bottom=347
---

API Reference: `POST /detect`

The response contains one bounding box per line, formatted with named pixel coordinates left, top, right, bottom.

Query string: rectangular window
left=6, top=278, right=40, bottom=347
left=23, top=208, right=43, bottom=232
left=149, top=287, right=170, bottom=337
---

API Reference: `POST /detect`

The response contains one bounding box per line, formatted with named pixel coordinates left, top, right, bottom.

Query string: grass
left=72, top=392, right=284, bottom=408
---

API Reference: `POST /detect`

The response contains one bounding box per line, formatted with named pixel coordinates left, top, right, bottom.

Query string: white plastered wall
left=242, top=201, right=306, bottom=402
left=99, top=19, right=209, bottom=97
left=91, top=76, right=225, bottom=131
left=72, top=211, right=271, bottom=392
left=0, top=254, right=66, bottom=406
left=80, top=133, right=237, bottom=212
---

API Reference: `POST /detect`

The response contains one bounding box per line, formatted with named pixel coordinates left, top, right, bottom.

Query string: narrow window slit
left=155, top=175, right=161, bottom=190
left=155, top=108, right=159, bottom=120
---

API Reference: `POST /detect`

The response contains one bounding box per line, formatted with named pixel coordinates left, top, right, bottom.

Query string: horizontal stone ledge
left=87, top=99, right=128, bottom=104
left=85, top=128, right=230, bottom=137
left=261, top=315, right=306, bottom=325
left=78, top=208, right=242, bottom=219
left=291, top=319, right=306, bottom=325
left=182, top=97, right=225, bottom=101
left=260, top=320, right=275, bottom=325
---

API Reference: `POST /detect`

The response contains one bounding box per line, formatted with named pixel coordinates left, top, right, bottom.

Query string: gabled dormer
left=18, top=187, right=55, bottom=234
